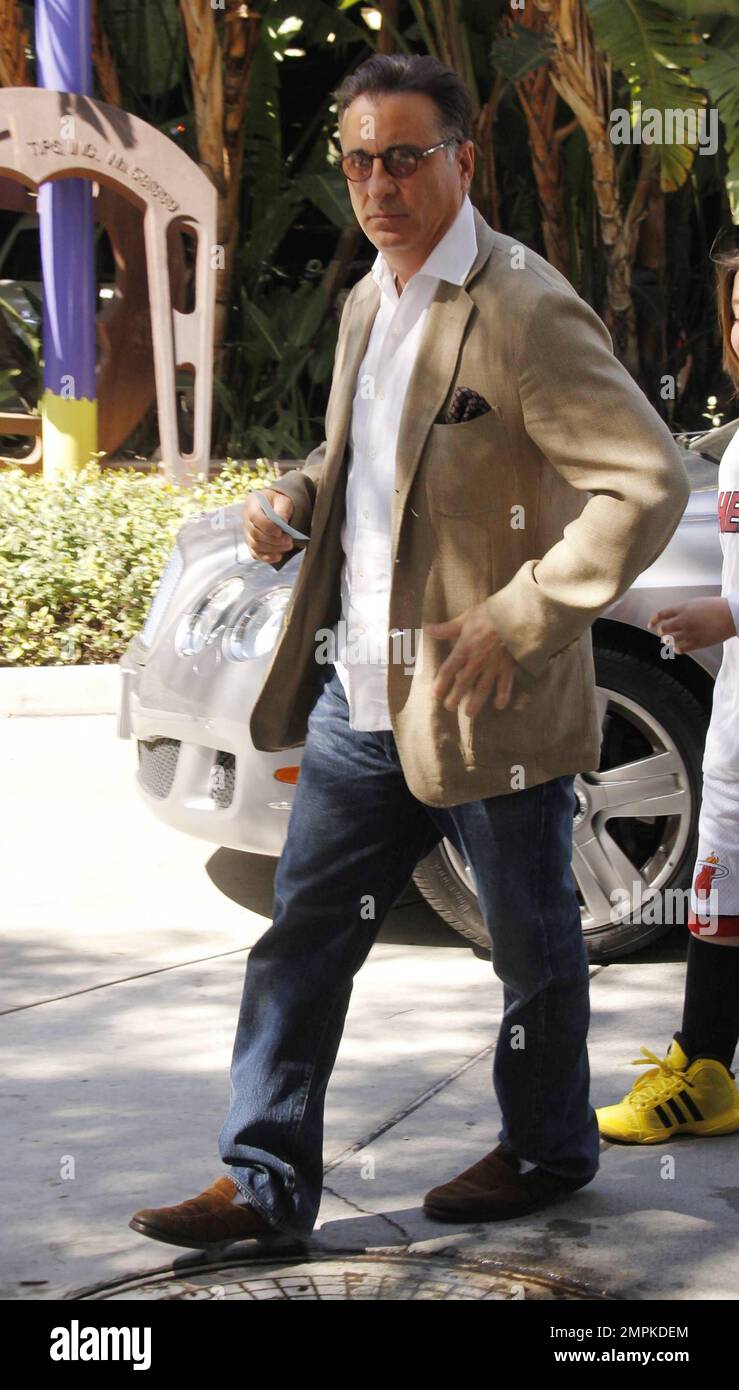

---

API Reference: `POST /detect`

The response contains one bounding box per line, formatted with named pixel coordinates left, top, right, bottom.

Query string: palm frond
left=657, top=0, right=739, bottom=18
left=587, top=0, right=705, bottom=192
left=690, top=33, right=739, bottom=220
left=489, top=24, right=554, bottom=83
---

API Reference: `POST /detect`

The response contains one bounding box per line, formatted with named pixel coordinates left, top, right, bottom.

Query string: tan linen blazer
left=249, top=204, right=691, bottom=807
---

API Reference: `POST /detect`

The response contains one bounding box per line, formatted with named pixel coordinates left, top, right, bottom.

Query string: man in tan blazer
left=131, top=55, right=691, bottom=1251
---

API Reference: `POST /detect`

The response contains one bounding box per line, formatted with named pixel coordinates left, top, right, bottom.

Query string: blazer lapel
left=390, top=208, right=497, bottom=559
left=307, top=277, right=380, bottom=544
left=309, top=206, right=497, bottom=556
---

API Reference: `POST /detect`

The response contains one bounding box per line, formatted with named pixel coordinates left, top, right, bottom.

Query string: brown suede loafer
left=129, top=1176, right=299, bottom=1250
left=423, top=1144, right=593, bottom=1223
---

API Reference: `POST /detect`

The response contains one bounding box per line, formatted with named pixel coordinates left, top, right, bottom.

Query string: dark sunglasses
left=338, top=137, right=457, bottom=182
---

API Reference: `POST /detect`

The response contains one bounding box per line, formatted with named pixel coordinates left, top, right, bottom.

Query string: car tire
left=412, top=644, right=710, bottom=963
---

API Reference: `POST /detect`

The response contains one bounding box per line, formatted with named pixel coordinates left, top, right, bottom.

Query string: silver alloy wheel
left=442, top=685, right=693, bottom=937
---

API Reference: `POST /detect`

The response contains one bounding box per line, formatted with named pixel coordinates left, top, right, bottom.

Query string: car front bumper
left=119, top=636, right=300, bottom=858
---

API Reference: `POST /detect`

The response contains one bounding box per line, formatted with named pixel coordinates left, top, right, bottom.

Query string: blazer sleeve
left=484, top=286, right=692, bottom=678
left=264, top=438, right=328, bottom=573
left=264, top=287, right=356, bottom=573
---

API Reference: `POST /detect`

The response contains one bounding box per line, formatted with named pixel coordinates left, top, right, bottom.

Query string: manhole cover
left=73, top=1255, right=610, bottom=1301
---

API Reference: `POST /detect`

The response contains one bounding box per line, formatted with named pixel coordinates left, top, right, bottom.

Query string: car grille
left=137, top=738, right=236, bottom=808
left=210, top=751, right=235, bottom=808
left=137, top=736, right=181, bottom=798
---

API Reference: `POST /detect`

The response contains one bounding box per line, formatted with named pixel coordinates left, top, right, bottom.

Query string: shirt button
left=369, top=449, right=376, bottom=460
left=362, top=509, right=369, bottom=518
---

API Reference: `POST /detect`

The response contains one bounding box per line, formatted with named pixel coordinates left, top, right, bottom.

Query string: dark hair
left=332, top=54, right=475, bottom=147
left=714, top=244, right=739, bottom=396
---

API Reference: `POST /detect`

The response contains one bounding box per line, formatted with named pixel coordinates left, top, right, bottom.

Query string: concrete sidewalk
left=2, top=708, right=737, bottom=1301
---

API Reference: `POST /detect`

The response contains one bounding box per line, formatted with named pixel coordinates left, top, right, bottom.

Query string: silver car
left=118, top=418, right=738, bottom=962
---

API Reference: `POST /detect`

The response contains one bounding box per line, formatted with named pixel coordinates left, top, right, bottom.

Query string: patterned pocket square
left=438, top=386, right=492, bottom=424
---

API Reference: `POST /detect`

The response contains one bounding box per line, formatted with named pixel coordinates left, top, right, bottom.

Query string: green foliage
left=587, top=0, right=705, bottom=191
left=690, top=20, right=739, bottom=219
left=97, top=0, right=185, bottom=110
left=216, top=273, right=338, bottom=458
left=0, top=286, right=43, bottom=412
left=0, top=458, right=275, bottom=666
left=488, top=24, right=553, bottom=83
left=658, top=1, right=739, bottom=16
left=218, top=10, right=356, bottom=460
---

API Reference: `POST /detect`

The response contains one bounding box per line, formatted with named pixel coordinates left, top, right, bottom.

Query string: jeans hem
left=230, top=1172, right=312, bottom=1241
left=536, top=1165, right=599, bottom=1188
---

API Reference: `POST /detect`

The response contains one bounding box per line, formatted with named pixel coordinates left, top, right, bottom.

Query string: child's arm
left=726, top=594, right=739, bottom=639
left=647, top=597, right=737, bottom=653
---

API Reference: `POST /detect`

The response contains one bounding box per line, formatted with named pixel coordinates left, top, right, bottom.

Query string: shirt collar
left=371, top=193, right=478, bottom=297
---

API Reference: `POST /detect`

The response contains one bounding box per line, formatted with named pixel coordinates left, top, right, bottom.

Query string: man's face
left=338, top=91, right=474, bottom=263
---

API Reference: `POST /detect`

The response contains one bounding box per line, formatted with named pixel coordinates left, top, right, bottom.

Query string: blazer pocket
left=469, top=646, right=585, bottom=762
left=424, top=409, right=506, bottom=517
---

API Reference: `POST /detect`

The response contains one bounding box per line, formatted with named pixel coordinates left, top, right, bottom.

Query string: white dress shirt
left=332, top=192, right=478, bottom=730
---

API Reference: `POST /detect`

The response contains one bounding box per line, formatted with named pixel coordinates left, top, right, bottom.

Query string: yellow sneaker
left=596, top=1038, right=739, bottom=1143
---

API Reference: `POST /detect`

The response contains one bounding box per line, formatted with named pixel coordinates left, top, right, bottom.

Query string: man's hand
left=426, top=601, right=531, bottom=717
left=648, top=597, right=737, bottom=653
left=243, top=489, right=297, bottom=563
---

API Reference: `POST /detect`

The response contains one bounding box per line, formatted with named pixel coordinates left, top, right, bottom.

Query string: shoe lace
left=627, top=1047, right=695, bottom=1110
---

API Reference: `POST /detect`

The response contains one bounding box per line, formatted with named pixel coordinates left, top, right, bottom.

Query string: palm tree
left=0, top=0, right=28, bottom=86
left=92, top=0, right=122, bottom=105
left=179, top=0, right=262, bottom=373
left=503, top=4, right=575, bottom=276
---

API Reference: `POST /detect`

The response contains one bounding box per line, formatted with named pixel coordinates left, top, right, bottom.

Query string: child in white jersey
left=598, top=247, right=739, bottom=1144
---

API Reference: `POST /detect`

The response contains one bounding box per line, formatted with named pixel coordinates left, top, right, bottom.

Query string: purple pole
left=36, top=0, right=97, bottom=472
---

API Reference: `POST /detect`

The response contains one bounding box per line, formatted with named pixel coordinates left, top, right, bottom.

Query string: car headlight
left=175, top=576, right=246, bottom=656
left=224, top=587, right=293, bottom=661
left=140, top=545, right=185, bottom=646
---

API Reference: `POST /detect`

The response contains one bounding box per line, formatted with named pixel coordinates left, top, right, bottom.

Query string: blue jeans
left=218, top=665, right=599, bottom=1237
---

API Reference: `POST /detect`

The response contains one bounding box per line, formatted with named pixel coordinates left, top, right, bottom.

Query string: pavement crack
left=321, top=1183, right=411, bottom=1243
left=0, top=946, right=252, bottom=1016
left=324, top=1040, right=497, bottom=1177
left=321, top=965, right=605, bottom=1177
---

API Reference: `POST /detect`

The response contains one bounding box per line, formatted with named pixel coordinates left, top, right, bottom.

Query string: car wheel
left=412, top=645, right=709, bottom=963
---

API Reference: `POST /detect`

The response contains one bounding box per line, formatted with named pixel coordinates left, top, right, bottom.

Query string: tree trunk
left=635, top=145, right=667, bottom=410
left=92, top=0, right=121, bottom=105
left=533, top=0, right=640, bottom=374
left=509, top=6, right=571, bottom=275
left=220, top=3, right=262, bottom=353
left=0, top=0, right=28, bottom=87
left=179, top=0, right=263, bottom=376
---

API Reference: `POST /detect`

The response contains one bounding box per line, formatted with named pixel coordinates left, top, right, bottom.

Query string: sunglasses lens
left=385, top=150, right=417, bottom=178
left=341, top=153, right=371, bottom=180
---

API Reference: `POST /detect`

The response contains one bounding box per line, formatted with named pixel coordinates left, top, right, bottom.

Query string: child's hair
left=714, top=243, right=739, bottom=397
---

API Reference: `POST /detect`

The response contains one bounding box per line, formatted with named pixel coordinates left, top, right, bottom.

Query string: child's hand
left=647, top=598, right=736, bottom=653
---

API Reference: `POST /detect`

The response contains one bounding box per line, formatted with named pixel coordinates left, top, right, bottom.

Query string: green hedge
left=0, top=458, right=275, bottom=666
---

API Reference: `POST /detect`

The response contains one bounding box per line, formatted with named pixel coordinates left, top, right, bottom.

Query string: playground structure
left=0, top=86, right=217, bottom=485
